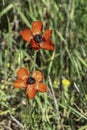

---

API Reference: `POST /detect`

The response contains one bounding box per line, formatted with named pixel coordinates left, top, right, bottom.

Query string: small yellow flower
left=53, top=80, right=60, bottom=88
left=54, top=80, right=57, bottom=86
left=7, top=63, right=10, bottom=67
left=62, top=79, right=71, bottom=89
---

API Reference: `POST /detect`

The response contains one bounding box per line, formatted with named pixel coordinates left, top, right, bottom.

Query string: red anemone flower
left=13, top=68, right=47, bottom=99
left=20, top=21, right=54, bottom=51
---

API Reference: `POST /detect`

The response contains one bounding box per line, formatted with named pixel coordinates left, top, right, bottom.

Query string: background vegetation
left=0, top=0, right=87, bottom=129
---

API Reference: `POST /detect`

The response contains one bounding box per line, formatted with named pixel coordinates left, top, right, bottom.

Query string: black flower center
left=27, top=77, right=36, bottom=84
left=33, top=34, right=43, bottom=43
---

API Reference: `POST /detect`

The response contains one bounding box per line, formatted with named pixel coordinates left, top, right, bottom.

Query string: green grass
left=0, top=0, right=87, bottom=129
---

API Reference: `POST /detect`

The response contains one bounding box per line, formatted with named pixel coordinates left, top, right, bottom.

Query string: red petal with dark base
left=32, top=71, right=44, bottom=82
left=40, top=40, right=54, bottom=51
left=13, top=79, right=26, bottom=88
left=20, top=28, right=32, bottom=42
left=35, top=83, right=47, bottom=92
left=42, top=30, right=52, bottom=40
left=30, top=39, right=40, bottom=50
left=32, top=21, right=43, bottom=35
left=17, top=68, right=29, bottom=80
left=25, top=85, right=37, bottom=99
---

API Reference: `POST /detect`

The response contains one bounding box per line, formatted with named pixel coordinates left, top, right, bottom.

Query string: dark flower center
left=33, top=34, right=43, bottom=43
left=27, top=77, right=36, bottom=84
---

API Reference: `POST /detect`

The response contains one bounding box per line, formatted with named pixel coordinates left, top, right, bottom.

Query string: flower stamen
left=33, top=34, right=44, bottom=43
left=27, top=77, right=36, bottom=84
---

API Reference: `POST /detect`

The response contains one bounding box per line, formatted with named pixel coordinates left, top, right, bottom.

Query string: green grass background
left=0, top=0, right=87, bottom=129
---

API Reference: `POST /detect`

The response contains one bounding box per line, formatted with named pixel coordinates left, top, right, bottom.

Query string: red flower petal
left=42, top=30, right=52, bottom=40
left=17, top=68, right=29, bottom=80
left=40, top=40, right=54, bottom=51
left=32, top=71, right=44, bottom=82
left=25, top=85, right=37, bottom=99
left=32, top=21, right=43, bottom=35
left=35, top=83, right=47, bottom=92
left=20, top=28, right=32, bottom=42
left=13, top=79, right=26, bottom=88
left=30, top=39, right=40, bottom=50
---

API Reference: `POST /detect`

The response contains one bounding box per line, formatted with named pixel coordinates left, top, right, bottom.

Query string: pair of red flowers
left=13, top=21, right=54, bottom=99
